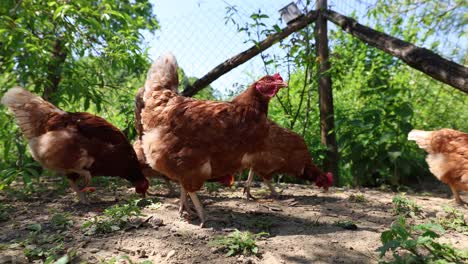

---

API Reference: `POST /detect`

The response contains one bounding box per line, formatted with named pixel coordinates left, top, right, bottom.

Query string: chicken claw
left=179, top=188, right=197, bottom=216
left=243, top=187, right=257, bottom=200
left=264, top=179, right=281, bottom=199
left=188, top=191, right=207, bottom=228
left=68, top=179, right=90, bottom=204
left=243, top=168, right=257, bottom=200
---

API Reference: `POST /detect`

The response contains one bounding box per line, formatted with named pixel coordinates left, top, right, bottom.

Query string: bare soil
left=0, top=178, right=467, bottom=264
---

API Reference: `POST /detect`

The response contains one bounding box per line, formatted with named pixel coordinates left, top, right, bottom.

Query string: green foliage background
left=0, top=0, right=467, bottom=190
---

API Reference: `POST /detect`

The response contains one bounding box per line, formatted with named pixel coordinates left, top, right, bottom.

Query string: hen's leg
left=264, top=178, right=281, bottom=199
left=68, top=179, right=89, bottom=204
left=243, top=168, right=256, bottom=200
left=70, top=169, right=93, bottom=191
left=236, top=172, right=243, bottom=188
left=449, top=184, right=466, bottom=205
left=188, top=192, right=206, bottom=228
left=179, top=188, right=197, bottom=216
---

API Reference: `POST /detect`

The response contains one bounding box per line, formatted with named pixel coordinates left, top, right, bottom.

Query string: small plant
left=334, top=220, right=358, bottom=230
left=50, top=211, right=73, bottom=230
left=82, top=202, right=142, bottom=235
left=204, top=182, right=222, bottom=193
left=436, top=206, right=468, bottom=235
left=392, top=194, right=422, bottom=218
left=20, top=223, right=68, bottom=263
left=348, top=193, right=367, bottom=203
left=210, top=229, right=268, bottom=256
left=0, top=203, right=12, bottom=221
left=378, top=216, right=468, bottom=263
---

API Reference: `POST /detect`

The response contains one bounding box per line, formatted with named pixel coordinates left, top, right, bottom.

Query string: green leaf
left=53, top=5, right=72, bottom=20
left=53, top=255, right=70, bottom=264
left=27, top=223, right=42, bottom=232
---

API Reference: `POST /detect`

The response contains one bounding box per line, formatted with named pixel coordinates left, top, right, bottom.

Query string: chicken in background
left=241, top=121, right=333, bottom=200
left=408, top=129, right=468, bottom=205
left=1, top=88, right=149, bottom=203
left=141, top=53, right=287, bottom=226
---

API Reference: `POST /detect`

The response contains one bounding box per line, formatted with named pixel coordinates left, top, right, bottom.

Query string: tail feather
left=134, top=87, right=145, bottom=139
left=1, top=87, right=63, bottom=139
left=143, top=52, right=179, bottom=101
left=408, top=129, right=433, bottom=150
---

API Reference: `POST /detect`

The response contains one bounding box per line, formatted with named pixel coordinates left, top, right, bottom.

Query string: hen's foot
left=243, top=187, right=256, bottom=201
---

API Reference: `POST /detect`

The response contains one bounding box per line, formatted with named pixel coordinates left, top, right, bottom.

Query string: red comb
left=326, top=172, right=334, bottom=185
left=273, top=73, right=283, bottom=81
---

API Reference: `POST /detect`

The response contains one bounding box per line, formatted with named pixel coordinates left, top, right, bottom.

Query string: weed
left=348, top=193, right=367, bottom=203
left=205, top=182, right=222, bottom=193
left=20, top=223, right=68, bottom=263
left=82, top=201, right=142, bottom=235
left=378, top=216, right=468, bottom=263
left=392, top=194, right=422, bottom=218
left=436, top=206, right=468, bottom=235
left=210, top=229, right=268, bottom=256
left=334, top=220, right=358, bottom=230
left=49, top=211, right=73, bottom=230
left=134, top=197, right=160, bottom=208
left=0, top=203, right=12, bottom=221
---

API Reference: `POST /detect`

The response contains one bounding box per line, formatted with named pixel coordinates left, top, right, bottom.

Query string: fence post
left=314, top=0, right=339, bottom=185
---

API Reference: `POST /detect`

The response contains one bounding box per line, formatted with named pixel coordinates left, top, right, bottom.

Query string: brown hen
left=408, top=129, right=468, bottom=205
left=241, top=121, right=333, bottom=199
left=140, top=53, right=287, bottom=226
left=1, top=88, right=148, bottom=203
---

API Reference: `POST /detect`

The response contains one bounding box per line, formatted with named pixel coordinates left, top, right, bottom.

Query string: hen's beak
left=276, top=81, right=288, bottom=89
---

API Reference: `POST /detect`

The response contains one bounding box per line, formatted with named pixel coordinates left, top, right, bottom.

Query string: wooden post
left=314, top=0, right=339, bottom=184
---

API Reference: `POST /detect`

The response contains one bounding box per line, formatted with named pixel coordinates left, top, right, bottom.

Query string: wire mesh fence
left=145, top=0, right=464, bottom=97
left=145, top=0, right=372, bottom=97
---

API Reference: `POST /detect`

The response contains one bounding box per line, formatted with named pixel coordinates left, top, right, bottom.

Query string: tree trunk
left=43, top=38, right=67, bottom=103
left=182, top=11, right=319, bottom=97
left=323, top=9, right=468, bottom=93
left=315, top=0, right=340, bottom=185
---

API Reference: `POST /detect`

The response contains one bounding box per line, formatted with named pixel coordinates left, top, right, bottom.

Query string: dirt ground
left=0, top=177, right=467, bottom=264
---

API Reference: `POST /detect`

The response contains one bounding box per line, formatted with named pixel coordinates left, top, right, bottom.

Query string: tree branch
left=181, top=10, right=319, bottom=97
left=323, top=9, right=468, bottom=93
